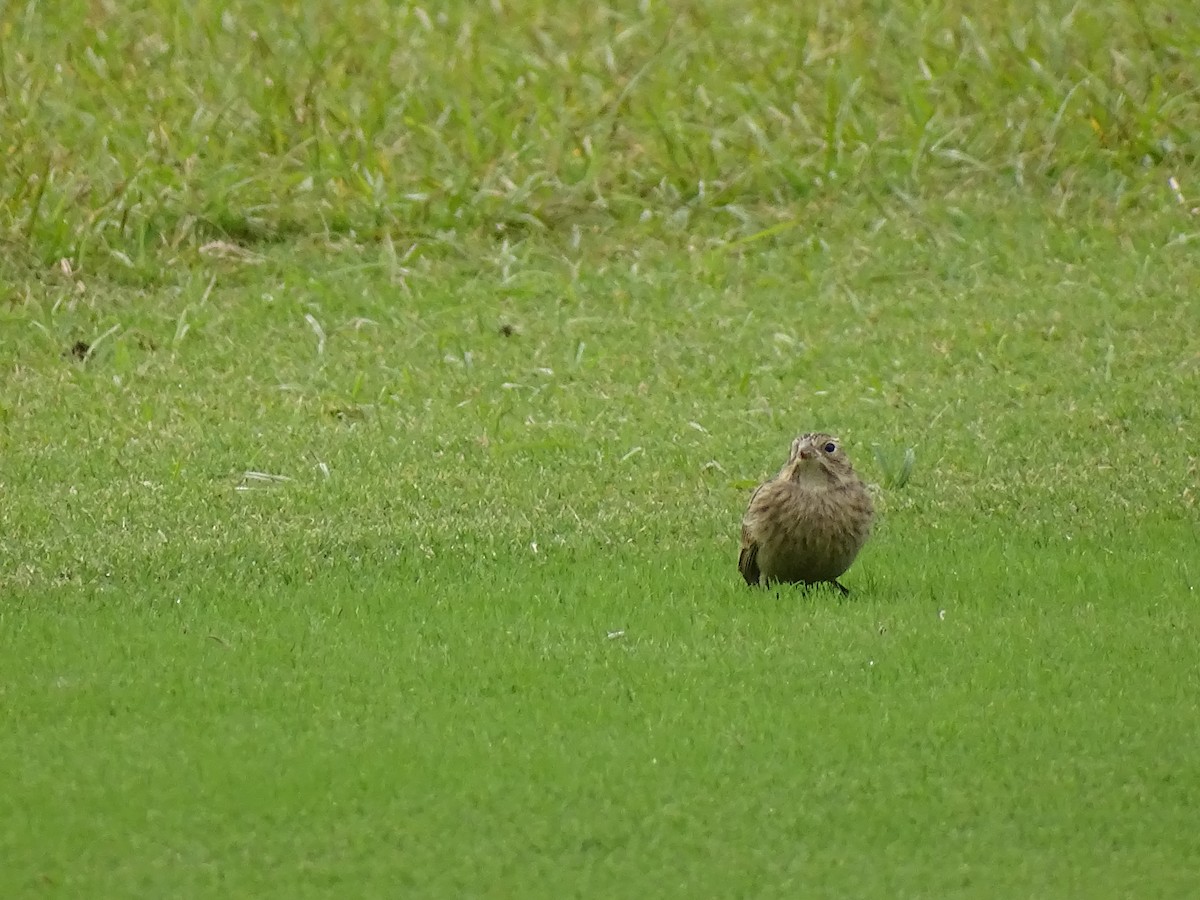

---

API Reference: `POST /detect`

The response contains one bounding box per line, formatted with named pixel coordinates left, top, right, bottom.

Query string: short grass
left=2, top=1, right=1200, bottom=897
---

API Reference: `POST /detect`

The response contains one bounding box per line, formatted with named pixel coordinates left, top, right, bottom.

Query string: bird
left=738, top=432, right=874, bottom=594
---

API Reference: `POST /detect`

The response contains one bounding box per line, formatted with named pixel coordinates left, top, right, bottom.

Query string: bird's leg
left=832, top=580, right=850, bottom=597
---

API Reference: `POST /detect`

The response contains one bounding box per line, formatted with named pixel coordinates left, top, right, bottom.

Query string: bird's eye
left=823, top=441, right=837, bottom=453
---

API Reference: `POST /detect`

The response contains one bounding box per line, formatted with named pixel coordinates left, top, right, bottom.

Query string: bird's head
left=784, top=432, right=856, bottom=486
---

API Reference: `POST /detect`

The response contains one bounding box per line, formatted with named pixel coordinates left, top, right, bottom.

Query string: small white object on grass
left=304, top=313, right=326, bottom=355
left=236, top=471, right=292, bottom=491
left=1169, top=176, right=1186, bottom=206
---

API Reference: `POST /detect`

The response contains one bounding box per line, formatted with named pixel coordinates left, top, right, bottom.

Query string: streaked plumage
left=739, top=432, right=874, bottom=593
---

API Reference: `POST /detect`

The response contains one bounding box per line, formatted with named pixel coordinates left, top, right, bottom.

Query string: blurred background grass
left=3, top=1, right=1197, bottom=277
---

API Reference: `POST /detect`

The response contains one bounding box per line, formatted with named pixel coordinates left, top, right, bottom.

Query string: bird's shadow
left=720, top=580, right=864, bottom=609
left=748, top=580, right=861, bottom=604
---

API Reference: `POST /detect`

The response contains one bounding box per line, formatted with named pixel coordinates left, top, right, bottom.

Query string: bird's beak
left=798, top=446, right=817, bottom=460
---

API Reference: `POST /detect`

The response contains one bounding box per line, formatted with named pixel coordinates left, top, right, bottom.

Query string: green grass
left=2, top=0, right=1200, bottom=896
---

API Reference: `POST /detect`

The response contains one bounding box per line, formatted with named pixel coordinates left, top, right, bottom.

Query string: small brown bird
left=739, top=432, right=874, bottom=594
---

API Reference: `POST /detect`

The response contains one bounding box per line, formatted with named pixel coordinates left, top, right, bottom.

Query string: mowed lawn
left=2, top=1, right=1199, bottom=897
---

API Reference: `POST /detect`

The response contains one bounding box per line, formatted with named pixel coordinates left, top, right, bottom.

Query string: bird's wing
left=738, top=522, right=761, bottom=586
left=739, top=479, right=780, bottom=587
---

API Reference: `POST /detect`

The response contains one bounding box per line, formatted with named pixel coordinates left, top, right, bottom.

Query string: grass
left=2, top=0, right=1200, bottom=896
